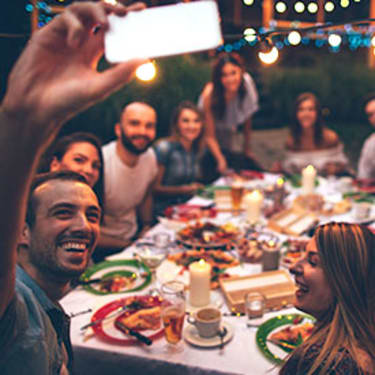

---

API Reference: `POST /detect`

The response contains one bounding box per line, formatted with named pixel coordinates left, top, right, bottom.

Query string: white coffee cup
left=187, top=307, right=221, bottom=338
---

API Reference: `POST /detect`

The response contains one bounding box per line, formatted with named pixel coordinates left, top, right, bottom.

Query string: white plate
left=183, top=321, right=234, bottom=348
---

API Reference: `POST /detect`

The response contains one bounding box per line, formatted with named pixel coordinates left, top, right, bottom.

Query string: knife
left=80, top=305, right=130, bottom=331
left=115, top=321, right=153, bottom=346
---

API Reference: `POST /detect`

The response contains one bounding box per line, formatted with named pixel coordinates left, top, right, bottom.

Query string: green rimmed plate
left=80, top=259, right=152, bottom=295
left=256, top=313, right=315, bottom=366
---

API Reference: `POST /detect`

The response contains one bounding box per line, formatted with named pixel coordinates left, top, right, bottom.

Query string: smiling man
left=8, top=171, right=101, bottom=374
left=97, top=102, right=158, bottom=258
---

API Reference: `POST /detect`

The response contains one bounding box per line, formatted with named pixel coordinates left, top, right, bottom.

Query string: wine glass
left=136, top=245, right=168, bottom=282
left=160, top=281, right=186, bottom=352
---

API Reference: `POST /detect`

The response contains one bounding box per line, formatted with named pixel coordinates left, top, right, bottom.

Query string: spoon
left=217, top=326, right=227, bottom=350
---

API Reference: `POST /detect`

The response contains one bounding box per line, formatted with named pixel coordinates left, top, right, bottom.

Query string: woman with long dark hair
left=280, top=92, right=349, bottom=175
left=153, top=101, right=205, bottom=216
left=198, top=52, right=261, bottom=178
left=281, top=222, right=375, bottom=374
left=43, top=132, right=105, bottom=208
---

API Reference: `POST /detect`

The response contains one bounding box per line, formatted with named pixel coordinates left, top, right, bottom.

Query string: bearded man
left=97, top=102, right=158, bottom=256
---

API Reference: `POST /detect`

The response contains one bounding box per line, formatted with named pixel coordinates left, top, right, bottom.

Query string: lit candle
left=244, top=190, right=264, bottom=224
left=301, top=165, right=316, bottom=195
left=189, top=259, right=211, bottom=307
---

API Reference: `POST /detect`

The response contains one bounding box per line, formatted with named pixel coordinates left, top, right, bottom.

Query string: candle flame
left=198, top=259, right=206, bottom=266
left=305, top=165, right=316, bottom=172
left=269, top=240, right=275, bottom=246
left=276, top=178, right=284, bottom=186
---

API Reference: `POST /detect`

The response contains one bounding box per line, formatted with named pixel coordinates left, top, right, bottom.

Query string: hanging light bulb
left=307, top=2, right=318, bottom=13
left=275, top=1, right=287, bottom=13
left=243, top=0, right=255, bottom=5
left=244, top=28, right=257, bottom=43
left=136, top=61, right=156, bottom=82
left=294, top=1, right=305, bottom=13
left=258, top=46, right=279, bottom=65
left=325, top=2, right=335, bottom=12
left=340, top=0, right=350, bottom=8
left=288, top=31, right=302, bottom=45
left=328, top=34, right=342, bottom=48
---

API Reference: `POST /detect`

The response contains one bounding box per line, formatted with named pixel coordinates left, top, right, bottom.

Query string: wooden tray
left=219, top=270, right=296, bottom=314
left=267, top=208, right=318, bottom=236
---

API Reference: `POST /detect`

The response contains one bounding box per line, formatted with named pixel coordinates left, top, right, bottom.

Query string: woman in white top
left=275, top=92, right=350, bottom=176
left=198, top=52, right=261, bottom=178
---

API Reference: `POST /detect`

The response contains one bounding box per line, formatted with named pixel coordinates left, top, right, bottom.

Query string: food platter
left=256, top=314, right=315, bottom=365
left=280, top=238, right=309, bottom=267
left=79, top=260, right=152, bottom=295
left=176, top=221, right=240, bottom=250
left=164, top=204, right=217, bottom=222
left=90, top=295, right=164, bottom=345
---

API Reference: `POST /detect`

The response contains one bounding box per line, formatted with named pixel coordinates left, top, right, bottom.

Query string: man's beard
left=120, top=128, right=153, bottom=155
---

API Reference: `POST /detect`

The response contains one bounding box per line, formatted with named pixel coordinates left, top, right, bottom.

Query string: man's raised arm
left=0, top=1, right=145, bottom=317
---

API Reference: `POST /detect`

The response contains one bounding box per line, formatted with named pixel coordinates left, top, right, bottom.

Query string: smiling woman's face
left=290, top=237, right=334, bottom=320
left=50, top=142, right=101, bottom=188
left=296, top=98, right=318, bottom=129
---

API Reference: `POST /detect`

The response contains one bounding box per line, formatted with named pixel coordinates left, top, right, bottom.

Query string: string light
left=325, top=2, right=335, bottom=12
left=135, top=61, right=156, bottom=82
left=328, top=34, right=342, bottom=47
left=307, top=2, right=318, bottom=14
left=371, top=36, right=375, bottom=47
left=244, top=28, right=257, bottom=42
left=243, top=0, right=254, bottom=5
left=288, top=31, right=302, bottom=45
left=258, top=46, right=279, bottom=64
left=340, top=0, right=350, bottom=8
left=275, top=2, right=287, bottom=13
left=294, top=2, right=305, bottom=13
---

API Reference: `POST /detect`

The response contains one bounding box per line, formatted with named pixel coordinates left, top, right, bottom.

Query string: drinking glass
left=231, top=180, right=244, bottom=215
left=161, top=281, right=186, bottom=352
left=245, top=292, right=266, bottom=327
left=136, top=245, right=168, bottom=282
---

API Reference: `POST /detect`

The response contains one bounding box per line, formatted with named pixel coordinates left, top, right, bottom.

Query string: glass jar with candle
left=245, top=292, right=266, bottom=327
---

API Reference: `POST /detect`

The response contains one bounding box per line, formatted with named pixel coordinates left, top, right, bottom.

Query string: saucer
left=183, top=321, right=234, bottom=348
left=185, top=290, right=224, bottom=313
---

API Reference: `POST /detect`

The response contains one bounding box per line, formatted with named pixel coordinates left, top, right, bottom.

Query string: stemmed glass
left=136, top=232, right=171, bottom=282
left=160, top=280, right=186, bottom=352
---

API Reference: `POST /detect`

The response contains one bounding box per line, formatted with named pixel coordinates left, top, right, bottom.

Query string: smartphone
left=104, top=0, right=223, bottom=63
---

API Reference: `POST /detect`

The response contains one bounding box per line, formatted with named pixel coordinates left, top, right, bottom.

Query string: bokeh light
left=243, top=0, right=255, bottom=5
left=275, top=2, right=287, bottom=13
left=307, top=2, right=318, bottom=13
left=340, top=0, right=350, bottom=8
left=136, top=62, right=156, bottom=82
left=258, top=47, right=279, bottom=65
left=294, top=2, right=305, bottom=13
left=328, top=34, right=342, bottom=48
left=288, top=31, right=302, bottom=46
left=325, top=1, right=335, bottom=12
left=244, top=28, right=257, bottom=43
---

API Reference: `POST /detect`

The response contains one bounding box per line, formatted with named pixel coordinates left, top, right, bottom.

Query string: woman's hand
left=181, top=182, right=205, bottom=194
left=217, top=155, right=228, bottom=174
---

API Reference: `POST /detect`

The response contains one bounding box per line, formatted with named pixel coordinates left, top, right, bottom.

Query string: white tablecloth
left=61, top=173, right=374, bottom=375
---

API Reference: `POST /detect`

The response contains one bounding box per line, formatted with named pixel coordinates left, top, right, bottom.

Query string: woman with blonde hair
left=280, top=222, right=375, bottom=374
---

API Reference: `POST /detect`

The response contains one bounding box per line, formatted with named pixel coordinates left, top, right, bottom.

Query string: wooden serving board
left=219, top=270, right=296, bottom=314
left=267, top=208, right=318, bottom=236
